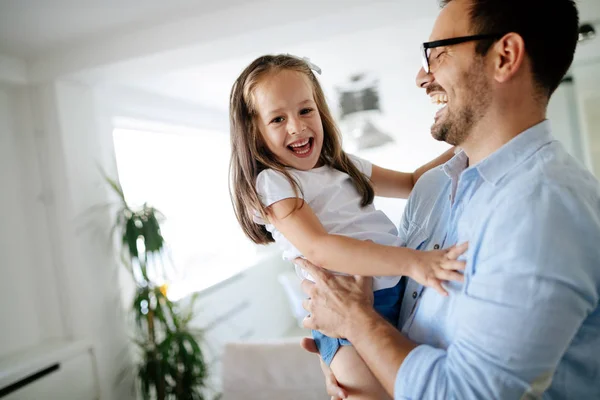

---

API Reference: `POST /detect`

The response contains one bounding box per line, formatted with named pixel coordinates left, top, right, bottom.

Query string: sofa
left=221, top=337, right=328, bottom=399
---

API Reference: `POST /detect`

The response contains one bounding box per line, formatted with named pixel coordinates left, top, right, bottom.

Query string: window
left=112, top=120, right=261, bottom=300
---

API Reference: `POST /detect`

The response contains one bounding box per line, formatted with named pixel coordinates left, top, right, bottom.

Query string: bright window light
left=112, top=121, right=261, bottom=300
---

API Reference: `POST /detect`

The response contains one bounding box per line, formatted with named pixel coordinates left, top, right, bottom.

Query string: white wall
left=580, top=94, right=600, bottom=176
left=572, top=21, right=600, bottom=176
left=546, top=15, right=600, bottom=174
left=0, top=54, right=28, bottom=85
left=31, top=80, right=133, bottom=399
left=187, top=251, right=298, bottom=392
left=0, top=79, right=133, bottom=399
left=547, top=80, right=587, bottom=163
left=97, top=84, right=229, bottom=132
left=0, top=85, right=58, bottom=357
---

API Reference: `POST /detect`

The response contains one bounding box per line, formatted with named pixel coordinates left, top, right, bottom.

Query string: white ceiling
left=116, top=0, right=600, bottom=114
left=2, top=0, right=598, bottom=124
left=1, top=0, right=598, bottom=62
left=120, top=19, right=437, bottom=112
left=0, top=0, right=255, bottom=59
left=96, top=0, right=441, bottom=112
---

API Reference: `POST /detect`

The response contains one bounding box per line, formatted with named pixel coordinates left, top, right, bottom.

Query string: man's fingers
left=303, top=313, right=316, bottom=330
left=302, top=297, right=311, bottom=313
left=300, top=278, right=315, bottom=296
left=295, top=257, right=329, bottom=281
left=354, top=275, right=373, bottom=288
left=300, top=337, right=319, bottom=354
left=302, top=297, right=317, bottom=330
left=333, top=388, right=347, bottom=399
left=320, top=359, right=348, bottom=399
left=353, top=275, right=375, bottom=305
left=446, top=242, right=469, bottom=259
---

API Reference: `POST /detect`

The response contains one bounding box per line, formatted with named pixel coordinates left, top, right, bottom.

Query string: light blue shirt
left=394, top=121, right=600, bottom=399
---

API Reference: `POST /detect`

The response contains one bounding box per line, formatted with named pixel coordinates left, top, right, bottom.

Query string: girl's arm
left=267, top=197, right=466, bottom=296
left=370, top=147, right=456, bottom=198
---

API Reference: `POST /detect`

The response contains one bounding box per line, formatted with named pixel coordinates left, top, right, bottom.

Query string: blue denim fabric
left=313, top=278, right=406, bottom=365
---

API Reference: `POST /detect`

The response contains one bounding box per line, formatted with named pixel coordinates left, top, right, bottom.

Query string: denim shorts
left=312, top=278, right=406, bottom=366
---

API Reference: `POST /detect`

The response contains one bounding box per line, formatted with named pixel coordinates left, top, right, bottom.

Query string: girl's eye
left=270, top=116, right=284, bottom=124
left=300, top=108, right=313, bottom=115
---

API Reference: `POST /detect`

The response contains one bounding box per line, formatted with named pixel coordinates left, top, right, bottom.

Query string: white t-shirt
left=255, top=155, right=402, bottom=291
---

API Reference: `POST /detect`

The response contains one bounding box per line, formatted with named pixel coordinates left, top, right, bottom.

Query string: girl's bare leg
left=329, top=345, right=392, bottom=400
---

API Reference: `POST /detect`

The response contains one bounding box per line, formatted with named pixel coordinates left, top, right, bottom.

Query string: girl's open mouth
left=288, top=137, right=314, bottom=158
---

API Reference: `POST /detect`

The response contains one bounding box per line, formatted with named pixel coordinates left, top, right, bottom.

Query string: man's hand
left=295, top=258, right=374, bottom=339
left=298, top=258, right=414, bottom=398
left=300, top=337, right=348, bottom=400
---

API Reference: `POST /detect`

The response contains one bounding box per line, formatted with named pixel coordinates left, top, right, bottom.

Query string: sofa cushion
left=222, top=337, right=327, bottom=400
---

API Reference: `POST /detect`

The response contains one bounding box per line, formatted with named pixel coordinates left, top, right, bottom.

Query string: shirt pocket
left=406, top=227, right=429, bottom=251
left=461, top=250, right=534, bottom=308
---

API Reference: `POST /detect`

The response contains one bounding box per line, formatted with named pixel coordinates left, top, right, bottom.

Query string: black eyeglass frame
left=421, top=33, right=505, bottom=73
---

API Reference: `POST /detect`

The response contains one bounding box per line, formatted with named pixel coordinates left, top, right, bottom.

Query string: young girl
left=229, top=54, right=465, bottom=399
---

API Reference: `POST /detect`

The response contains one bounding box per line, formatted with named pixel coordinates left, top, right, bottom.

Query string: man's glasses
left=421, top=33, right=505, bottom=74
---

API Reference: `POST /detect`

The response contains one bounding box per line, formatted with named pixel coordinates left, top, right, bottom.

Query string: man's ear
left=492, top=33, right=526, bottom=83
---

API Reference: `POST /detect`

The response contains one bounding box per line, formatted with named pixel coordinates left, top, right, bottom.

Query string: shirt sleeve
left=255, top=169, right=302, bottom=208
left=394, top=185, right=599, bottom=399
left=347, top=154, right=373, bottom=178
left=397, top=190, right=412, bottom=246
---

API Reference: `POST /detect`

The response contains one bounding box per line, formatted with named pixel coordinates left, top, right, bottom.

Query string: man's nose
left=416, top=67, right=433, bottom=89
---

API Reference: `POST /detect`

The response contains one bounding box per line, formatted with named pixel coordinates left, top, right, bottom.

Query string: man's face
left=417, top=0, right=493, bottom=146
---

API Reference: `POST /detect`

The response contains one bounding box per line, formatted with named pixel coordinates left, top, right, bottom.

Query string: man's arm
left=390, top=187, right=598, bottom=399
left=298, top=260, right=412, bottom=397
left=345, top=306, right=417, bottom=395
left=301, top=187, right=599, bottom=399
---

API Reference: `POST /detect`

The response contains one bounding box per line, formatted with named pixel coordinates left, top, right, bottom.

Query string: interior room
left=1, top=0, right=599, bottom=399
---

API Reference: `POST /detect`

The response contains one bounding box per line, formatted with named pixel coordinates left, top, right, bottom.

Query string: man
left=297, top=0, right=600, bottom=398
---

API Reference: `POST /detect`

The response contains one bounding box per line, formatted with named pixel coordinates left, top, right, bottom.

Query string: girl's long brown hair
left=229, top=54, right=374, bottom=245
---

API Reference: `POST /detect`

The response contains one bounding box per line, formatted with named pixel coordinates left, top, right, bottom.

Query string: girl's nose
left=287, top=117, right=304, bottom=135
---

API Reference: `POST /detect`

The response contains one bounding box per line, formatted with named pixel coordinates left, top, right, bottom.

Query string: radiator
left=0, top=340, right=98, bottom=400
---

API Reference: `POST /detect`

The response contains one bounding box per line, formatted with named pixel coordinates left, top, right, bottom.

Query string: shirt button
left=412, top=291, right=418, bottom=299
left=434, top=244, right=440, bottom=250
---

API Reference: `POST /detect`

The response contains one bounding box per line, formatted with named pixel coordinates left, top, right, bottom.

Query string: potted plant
left=104, top=174, right=210, bottom=400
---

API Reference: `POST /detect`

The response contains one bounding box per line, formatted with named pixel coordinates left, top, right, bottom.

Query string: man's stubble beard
left=432, top=58, right=491, bottom=147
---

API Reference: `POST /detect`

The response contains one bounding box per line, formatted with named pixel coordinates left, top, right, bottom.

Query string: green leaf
left=100, top=171, right=210, bottom=399
left=124, top=216, right=140, bottom=260
left=99, top=167, right=127, bottom=205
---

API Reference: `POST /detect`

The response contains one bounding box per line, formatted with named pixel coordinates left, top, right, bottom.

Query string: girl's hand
left=409, top=242, right=468, bottom=296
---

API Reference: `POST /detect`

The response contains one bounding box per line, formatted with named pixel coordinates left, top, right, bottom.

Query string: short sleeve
left=348, top=154, right=372, bottom=178
left=255, top=169, right=302, bottom=208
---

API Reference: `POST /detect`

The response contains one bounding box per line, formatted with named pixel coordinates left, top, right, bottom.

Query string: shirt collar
left=442, top=150, right=468, bottom=182
left=474, top=120, right=554, bottom=185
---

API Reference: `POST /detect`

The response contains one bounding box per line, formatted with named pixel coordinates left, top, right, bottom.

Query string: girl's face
left=253, top=69, right=324, bottom=171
